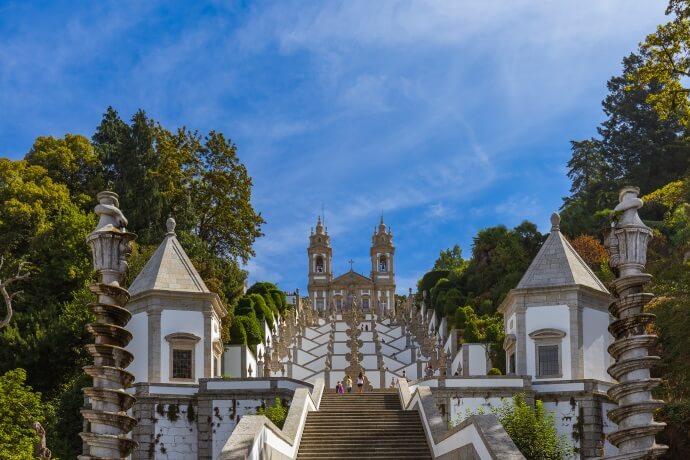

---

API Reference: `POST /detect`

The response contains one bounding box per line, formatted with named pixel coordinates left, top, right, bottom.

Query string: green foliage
left=494, top=395, right=574, bottom=460
left=443, top=289, right=464, bottom=318
left=187, top=402, right=196, bottom=423
left=0, top=369, right=45, bottom=459
left=658, top=400, right=690, bottom=458
left=488, top=367, right=502, bottom=376
left=235, top=296, right=255, bottom=317
left=248, top=293, right=275, bottom=329
left=417, top=270, right=450, bottom=295
left=167, top=404, right=180, bottom=422
left=25, top=134, right=104, bottom=203
left=0, top=159, right=95, bottom=394
left=257, top=398, right=288, bottom=429
left=432, top=244, right=467, bottom=273
left=45, top=373, right=90, bottom=459
left=229, top=318, right=248, bottom=346
left=630, top=8, right=690, bottom=124
left=561, top=53, right=690, bottom=237
left=236, top=313, right=263, bottom=346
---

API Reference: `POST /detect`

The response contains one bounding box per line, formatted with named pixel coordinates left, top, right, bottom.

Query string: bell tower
left=307, top=216, right=332, bottom=313
left=370, top=215, right=395, bottom=315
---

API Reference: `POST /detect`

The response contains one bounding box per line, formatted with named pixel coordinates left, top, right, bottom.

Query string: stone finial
left=166, top=217, right=176, bottom=235
left=94, top=191, right=128, bottom=232
left=614, top=186, right=646, bottom=228
left=550, top=212, right=561, bottom=232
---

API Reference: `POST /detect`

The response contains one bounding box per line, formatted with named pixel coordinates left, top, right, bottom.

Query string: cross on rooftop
left=348, top=259, right=354, bottom=271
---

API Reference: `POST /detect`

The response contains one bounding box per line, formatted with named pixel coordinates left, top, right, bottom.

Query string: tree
left=569, top=235, right=608, bottom=270
left=25, top=134, right=104, bottom=204
left=561, top=53, right=690, bottom=237
left=0, top=159, right=95, bottom=394
left=630, top=3, right=690, bottom=124
left=0, top=368, right=45, bottom=459
left=432, top=245, right=467, bottom=272
left=192, top=131, right=264, bottom=263
left=417, top=270, right=450, bottom=296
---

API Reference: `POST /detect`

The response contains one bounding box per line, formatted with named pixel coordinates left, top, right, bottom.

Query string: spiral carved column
left=80, top=191, right=138, bottom=459
left=605, top=186, right=667, bottom=459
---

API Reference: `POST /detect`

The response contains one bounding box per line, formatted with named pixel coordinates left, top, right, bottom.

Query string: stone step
left=301, top=429, right=425, bottom=434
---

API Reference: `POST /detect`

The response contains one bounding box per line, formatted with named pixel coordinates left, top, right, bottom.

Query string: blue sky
left=0, top=1, right=667, bottom=293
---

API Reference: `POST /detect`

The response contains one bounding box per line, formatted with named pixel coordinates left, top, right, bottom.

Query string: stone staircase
left=296, top=390, right=432, bottom=459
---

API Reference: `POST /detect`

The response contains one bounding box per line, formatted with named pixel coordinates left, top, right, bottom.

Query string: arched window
left=379, top=255, right=388, bottom=272
left=315, top=256, right=324, bottom=273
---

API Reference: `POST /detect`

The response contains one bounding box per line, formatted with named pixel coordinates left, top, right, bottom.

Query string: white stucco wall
left=542, top=400, right=579, bottom=459
left=525, top=305, right=571, bottom=380
left=582, top=308, right=612, bottom=381
left=466, top=344, right=488, bottom=376
left=127, top=312, right=149, bottom=384
left=161, top=310, right=205, bottom=383
left=223, top=346, right=242, bottom=378
left=449, top=397, right=507, bottom=425
left=211, top=397, right=290, bottom=460
left=152, top=402, right=198, bottom=460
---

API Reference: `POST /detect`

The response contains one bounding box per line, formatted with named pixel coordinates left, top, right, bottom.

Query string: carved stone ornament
left=605, top=186, right=667, bottom=459
left=80, top=191, right=137, bottom=459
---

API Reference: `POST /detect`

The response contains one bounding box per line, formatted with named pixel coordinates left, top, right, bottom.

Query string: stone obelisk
left=605, top=186, right=667, bottom=459
left=80, top=191, right=138, bottom=459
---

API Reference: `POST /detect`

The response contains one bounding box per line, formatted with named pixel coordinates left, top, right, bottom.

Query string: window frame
left=529, top=328, right=566, bottom=379
left=315, top=255, right=324, bottom=273
left=165, top=332, right=201, bottom=383
left=378, top=255, right=388, bottom=272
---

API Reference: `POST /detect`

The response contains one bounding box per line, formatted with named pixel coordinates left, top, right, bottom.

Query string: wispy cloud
left=0, top=0, right=668, bottom=293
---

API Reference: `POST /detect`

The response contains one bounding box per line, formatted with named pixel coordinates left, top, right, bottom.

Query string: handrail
left=397, top=378, right=525, bottom=460
left=219, top=378, right=324, bottom=459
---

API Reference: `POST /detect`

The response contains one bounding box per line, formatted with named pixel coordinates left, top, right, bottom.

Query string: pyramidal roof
left=129, top=218, right=210, bottom=297
left=515, top=213, right=609, bottom=293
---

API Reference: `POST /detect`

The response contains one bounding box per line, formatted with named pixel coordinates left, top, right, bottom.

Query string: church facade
left=307, top=216, right=395, bottom=315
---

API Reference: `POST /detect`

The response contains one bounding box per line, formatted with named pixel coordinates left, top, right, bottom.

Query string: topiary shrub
left=236, top=313, right=263, bottom=345
left=229, top=319, right=248, bottom=345
left=248, top=293, right=274, bottom=329
left=488, top=368, right=502, bottom=375
left=235, top=296, right=255, bottom=316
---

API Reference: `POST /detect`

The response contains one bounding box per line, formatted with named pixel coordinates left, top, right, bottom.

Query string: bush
left=235, top=296, right=255, bottom=316
left=270, top=290, right=287, bottom=314
left=248, top=293, right=274, bottom=329
left=488, top=368, right=502, bottom=375
left=236, top=313, right=264, bottom=345
left=495, top=395, right=573, bottom=460
left=258, top=398, right=288, bottom=429
left=229, top=319, right=248, bottom=345
left=418, top=270, right=450, bottom=295
left=443, top=288, right=464, bottom=318
left=0, top=368, right=45, bottom=459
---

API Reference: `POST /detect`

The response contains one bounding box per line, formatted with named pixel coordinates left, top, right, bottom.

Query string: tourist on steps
left=336, top=381, right=344, bottom=394
left=345, top=375, right=353, bottom=393
left=357, top=371, right=364, bottom=393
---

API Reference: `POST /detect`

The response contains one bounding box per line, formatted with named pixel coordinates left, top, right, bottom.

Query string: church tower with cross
left=306, top=215, right=396, bottom=315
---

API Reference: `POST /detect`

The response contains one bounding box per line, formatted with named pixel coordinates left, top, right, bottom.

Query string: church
left=307, top=216, right=396, bottom=315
